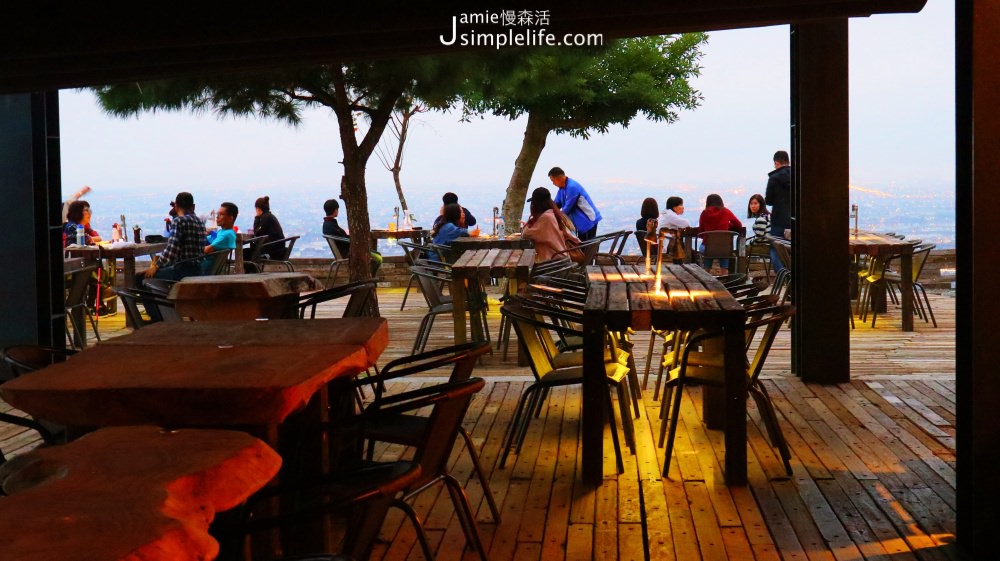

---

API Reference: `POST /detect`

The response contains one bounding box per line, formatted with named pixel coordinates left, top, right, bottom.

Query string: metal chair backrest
left=117, top=288, right=155, bottom=327
left=410, top=265, right=451, bottom=309
left=362, top=342, right=491, bottom=402
left=324, top=234, right=349, bottom=261
left=398, top=240, right=430, bottom=265
left=746, top=305, right=796, bottom=385
left=1, top=345, right=76, bottom=378
left=65, top=265, right=96, bottom=313
left=699, top=230, right=739, bottom=261
left=206, top=248, right=232, bottom=275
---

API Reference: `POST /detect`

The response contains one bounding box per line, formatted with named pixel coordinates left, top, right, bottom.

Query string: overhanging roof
left=0, top=1, right=925, bottom=93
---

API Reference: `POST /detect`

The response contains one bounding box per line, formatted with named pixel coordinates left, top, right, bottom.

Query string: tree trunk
left=341, top=157, right=373, bottom=283
left=392, top=109, right=411, bottom=210
left=392, top=168, right=407, bottom=210
left=502, top=112, right=551, bottom=230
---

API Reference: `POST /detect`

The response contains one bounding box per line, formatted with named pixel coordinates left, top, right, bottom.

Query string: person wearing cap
left=142, top=191, right=208, bottom=282
left=520, top=187, right=572, bottom=262
left=431, top=192, right=476, bottom=235
left=548, top=166, right=602, bottom=241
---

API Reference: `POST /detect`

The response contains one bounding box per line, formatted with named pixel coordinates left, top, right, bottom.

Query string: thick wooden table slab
left=584, top=263, right=747, bottom=485
left=101, top=317, right=389, bottom=358
left=0, top=343, right=371, bottom=427
left=451, top=248, right=534, bottom=345
left=0, top=425, right=280, bottom=561
left=169, top=272, right=321, bottom=320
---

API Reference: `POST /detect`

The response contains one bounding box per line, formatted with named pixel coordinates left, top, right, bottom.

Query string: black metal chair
left=245, top=235, right=300, bottom=272
left=322, top=234, right=350, bottom=287
left=0, top=345, right=77, bottom=462
left=64, top=265, right=99, bottom=349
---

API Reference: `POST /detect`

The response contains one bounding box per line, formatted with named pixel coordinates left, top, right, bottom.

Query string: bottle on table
left=76, top=224, right=85, bottom=246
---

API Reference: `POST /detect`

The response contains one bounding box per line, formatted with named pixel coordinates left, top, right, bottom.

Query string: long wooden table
left=368, top=228, right=430, bottom=252
left=0, top=425, right=280, bottom=561
left=451, top=248, right=534, bottom=345
left=449, top=237, right=533, bottom=255
left=67, top=242, right=167, bottom=290
left=848, top=231, right=915, bottom=331
left=583, top=263, right=747, bottom=485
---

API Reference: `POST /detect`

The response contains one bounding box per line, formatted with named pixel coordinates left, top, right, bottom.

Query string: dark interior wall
left=0, top=93, right=63, bottom=348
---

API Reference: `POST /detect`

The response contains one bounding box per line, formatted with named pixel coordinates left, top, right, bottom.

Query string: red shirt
left=698, top=206, right=743, bottom=233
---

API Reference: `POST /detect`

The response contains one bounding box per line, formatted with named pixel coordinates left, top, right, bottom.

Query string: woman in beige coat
left=520, top=187, right=574, bottom=262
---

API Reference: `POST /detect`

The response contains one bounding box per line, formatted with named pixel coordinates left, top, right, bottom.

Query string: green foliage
left=460, top=34, right=707, bottom=138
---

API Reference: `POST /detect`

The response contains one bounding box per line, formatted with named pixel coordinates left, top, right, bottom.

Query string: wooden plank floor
left=1, top=287, right=959, bottom=560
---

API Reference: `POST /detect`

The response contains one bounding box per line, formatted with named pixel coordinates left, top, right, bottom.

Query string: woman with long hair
left=520, top=187, right=572, bottom=262
left=746, top=193, right=770, bottom=242
left=634, top=197, right=659, bottom=256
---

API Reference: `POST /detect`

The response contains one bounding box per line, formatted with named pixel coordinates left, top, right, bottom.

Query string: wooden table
left=67, top=242, right=167, bottom=290
left=451, top=248, right=534, bottom=345
left=583, top=263, right=747, bottom=485
left=0, top=425, right=280, bottom=561
left=848, top=231, right=915, bottom=331
left=168, top=272, right=321, bottom=320
left=368, top=228, right=430, bottom=252
left=1, top=318, right=387, bottom=428
left=450, top=237, right=533, bottom=255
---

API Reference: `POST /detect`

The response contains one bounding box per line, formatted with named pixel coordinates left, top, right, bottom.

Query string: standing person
left=520, top=187, right=571, bottom=262
left=765, top=150, right=792, bottom=273
left=431, top=192, right=477, bottom=234
left=142, top=192, right=208, bottom=282
left=323, top=198, right=382, bottom=276
left=252, top=195, right=286, bottom=259
left=698, top=194, right=743, bottom=273
left=634, top=197, right=659, bottom=256
left=746, top=194, right=771, bottom=242
left=549, top=166, right=602, bottom=241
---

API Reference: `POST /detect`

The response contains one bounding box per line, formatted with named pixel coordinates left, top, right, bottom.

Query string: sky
left=56, top=0, right=954, bottom=210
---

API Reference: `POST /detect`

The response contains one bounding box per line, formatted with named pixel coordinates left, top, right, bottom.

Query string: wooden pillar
left=790, top=20, right=851, bottom=383
left=956, top=0, right=1000, bottom=554
left=0, top=92, right=63, bottom=349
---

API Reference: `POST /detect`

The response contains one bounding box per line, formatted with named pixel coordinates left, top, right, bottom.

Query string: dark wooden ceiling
left=0, top=0, right=925, bottom=93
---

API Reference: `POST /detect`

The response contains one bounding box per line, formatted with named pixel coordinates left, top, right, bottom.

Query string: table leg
left=452, top=270, right=468, bottom=345
left=723, top=314, right=748, bottom=485
left=509, top=274, right=530, bottom=366
left=900, top=253, right=914, bottom=331
left=581, top=310, right=605, bottom=485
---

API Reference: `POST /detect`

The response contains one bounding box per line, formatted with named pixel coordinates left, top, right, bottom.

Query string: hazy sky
left=57, top=0, right=954, bottom=205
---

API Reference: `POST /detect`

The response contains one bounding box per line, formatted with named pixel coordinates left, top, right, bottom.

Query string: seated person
left=430, top=203, right=469, bottom=261
left=659, top=196, right=691, bottom=230
left=202, top=202, right=238, bottom=274
left=63, top=201, right=100, bottom=247
left=634, top=197, right=659, bottom=256
left=520, top=187, right=570, bottom=262
left=141, top=192, right=209, bottom=283
left=322, top=198, right=382, bottom=277
left=431, top=192, right=476, bottom=235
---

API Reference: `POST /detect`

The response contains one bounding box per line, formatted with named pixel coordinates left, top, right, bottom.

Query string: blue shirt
left=430, top=222, right=468, bottom=261
left=554, top=177, right=602, bottom=234
left=207, top=228, right=237, bottom=251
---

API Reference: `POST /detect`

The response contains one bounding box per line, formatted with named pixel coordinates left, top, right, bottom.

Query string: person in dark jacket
left=322, top=198, right=382, bottom=277
left=431, top=192, right=476, bottom=235
left=252, top=195, right=286, bottom=260
left=764, top=150, right=792, bottom=273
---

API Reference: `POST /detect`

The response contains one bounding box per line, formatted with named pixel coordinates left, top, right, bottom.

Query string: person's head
left=442, top=192, right=459, bottom=205
left=255, top=196, right=270, bottom=216
left=666, top=196, right=685, bottom=215
left=527, top=187, right=555, bottom=217
left=547, top=166, right=567, bottom=189
left=773, top=150, right=790, bottom=168
left=174, top=192, right=195, bottom=213
left=706, top=194, right=725, bottom=209
left=217, top=202, right=238, bottom=230
left=641, top=198, right=659, bottom=220
left=747, top=194, right=768, bottom=217
left=443, top=203, right=463, bottom=225
left=324, top=198, right=340, bottom=217
left=66, top=200, right=87, bottom=223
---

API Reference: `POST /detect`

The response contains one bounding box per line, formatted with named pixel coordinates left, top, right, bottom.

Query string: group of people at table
left=422, top=154, right=791, bottom=276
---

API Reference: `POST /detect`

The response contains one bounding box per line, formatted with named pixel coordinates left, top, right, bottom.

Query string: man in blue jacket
left=549, top=166, right=602, bottom=241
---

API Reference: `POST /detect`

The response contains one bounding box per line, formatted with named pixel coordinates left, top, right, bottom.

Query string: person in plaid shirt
left=143, top=192, right=208, bottom=282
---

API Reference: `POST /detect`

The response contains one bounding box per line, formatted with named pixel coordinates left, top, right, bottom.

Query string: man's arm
left=463, top=207, right=477, bottom=227
left=557, top=184, right=580, bottom=216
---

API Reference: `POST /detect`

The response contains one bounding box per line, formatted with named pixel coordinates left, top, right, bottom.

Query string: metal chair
left=659, top=304, right=796, bottom=477
left=398, top=240, right=432, bottom=310
left=64, top=265, right=99, bottom=349
left=698, top=230, right=740, bottom=273
left=322, top=234, right=350, bottom=287
left=245, top=235, right=300, bottom=272
left=594, top=230, right=631, bottom=265
left=0, top=345, right=77, bottom=462
left=298, top=280, right=377, bottom=320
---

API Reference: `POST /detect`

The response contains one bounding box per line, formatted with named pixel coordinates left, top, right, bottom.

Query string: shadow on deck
left=1, top=288, right=958, bottom=561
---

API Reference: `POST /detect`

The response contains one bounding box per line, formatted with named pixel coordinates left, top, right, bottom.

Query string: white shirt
left=659, top=209, right=691, bottom=229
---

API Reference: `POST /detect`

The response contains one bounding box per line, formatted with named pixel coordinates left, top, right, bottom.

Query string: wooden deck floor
left=1, top=288, right=958, bottom=560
